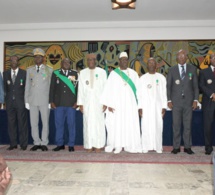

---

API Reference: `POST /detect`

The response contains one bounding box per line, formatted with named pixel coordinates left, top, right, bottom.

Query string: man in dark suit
left=3, top=56, right=28, bottom=150
left=49, top=58, right=78, bottom=152
left=167, top=49, right=199, bottom=155
left=199, top=53, right=215, bottom=155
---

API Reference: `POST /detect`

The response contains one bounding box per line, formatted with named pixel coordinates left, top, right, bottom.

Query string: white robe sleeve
left=137, top=76, right=144, bottom=109
left=100, top=72, right=116, bottom=109
left=161, top=75, right=167, bottom=109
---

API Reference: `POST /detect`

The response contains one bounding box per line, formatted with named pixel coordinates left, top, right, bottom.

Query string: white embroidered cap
left=119, top=52, right=128, bottom=59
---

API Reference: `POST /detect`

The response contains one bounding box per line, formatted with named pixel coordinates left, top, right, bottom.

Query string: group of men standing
left=0, top=48, right=215, bottom=155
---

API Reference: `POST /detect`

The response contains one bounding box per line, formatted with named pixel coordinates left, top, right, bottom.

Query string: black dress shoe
left=52, top=145, right=65, bottom=151
left=184, top=148, right=194, bottom=155
left=21, top=146, right=27, bottom=151
left=205, top=147, right=213, bottom=155
left=7, top=145, right=17, bottom=150
left=30, top=145, right=41, bottom=151
left=41, top=145, right=48, bottom=151
left=171, top=148, right=180, bottom=154
left=69, top=146, right=75, bottom=152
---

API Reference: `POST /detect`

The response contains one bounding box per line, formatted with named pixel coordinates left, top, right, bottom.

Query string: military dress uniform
left=25, top=64, right=53, bottom=148
left=49, top=69, right=78, bottom=151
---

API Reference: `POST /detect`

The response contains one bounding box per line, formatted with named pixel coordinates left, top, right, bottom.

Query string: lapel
left=207, top=67, right=215, bottom=81
left=14, top=69, right=20, bottom=85
left=40, top=64, right=45, bottom=74
left=174, top=65, right=181, bottom=79
left=68, top=69, right=72, bottom=76
left=33, top=65, right=37, bottom=74
left=60, top=69, right=67, bottom=76
left=7, top=70, right=12, bottom=82
left=184, top=64, right=190, bottom=82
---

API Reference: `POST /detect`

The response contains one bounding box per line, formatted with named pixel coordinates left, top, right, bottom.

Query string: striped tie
left=181, top=66, right=185, bottom=80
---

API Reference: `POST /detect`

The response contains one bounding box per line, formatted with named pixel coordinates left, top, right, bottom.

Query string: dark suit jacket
left=199, top=67, right=215, bottom=110
left=167, top=64, right=199, bottom=106
left=3, top=69, right=26, bottom=109
left=49, top=69, right=78, bottom=107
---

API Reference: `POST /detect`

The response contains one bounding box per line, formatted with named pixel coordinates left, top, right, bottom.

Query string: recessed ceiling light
left=111, top=0, right=136, bottom=10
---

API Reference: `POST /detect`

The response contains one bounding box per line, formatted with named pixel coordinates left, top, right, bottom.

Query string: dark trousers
left=203, top=108, right=215, bottom=150
left=172, top=102, right=193, bottom=149
left=6, top=100, right=28, bottom=147
left=54, top=107, right=76, bottom=146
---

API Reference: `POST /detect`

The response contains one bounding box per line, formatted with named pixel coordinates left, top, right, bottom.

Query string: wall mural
left=4, top=40, right=215, bottom=76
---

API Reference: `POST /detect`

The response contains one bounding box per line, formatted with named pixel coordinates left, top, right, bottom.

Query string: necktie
left=181, top=66, right=185, bottom=80
left=12, top=70, right=16, bottom=84
left=37, top=66, right=40, bottom=73
left=213, top=67, right=215, bottom=77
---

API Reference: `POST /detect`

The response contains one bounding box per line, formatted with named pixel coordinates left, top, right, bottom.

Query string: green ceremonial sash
left=114, top=68, right=137, bottom=103
left=54, top=70, right=76, bottom=95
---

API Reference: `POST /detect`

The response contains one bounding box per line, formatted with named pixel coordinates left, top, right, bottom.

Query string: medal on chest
left=147, top=84, right=152, bottom=89
left=56, top=78, right=59, bottom=84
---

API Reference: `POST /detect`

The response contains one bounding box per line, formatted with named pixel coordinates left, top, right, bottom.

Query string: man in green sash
left=101, top=52, right=142, bottom=154
left=49, top=58, right=78, bottom=152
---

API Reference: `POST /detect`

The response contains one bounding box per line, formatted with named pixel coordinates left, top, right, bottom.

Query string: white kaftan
left=77, top=67, right=107, bottom=149
left=101, top=68, right=142, bottom=153
left=139, top=73, right=167, bottom=151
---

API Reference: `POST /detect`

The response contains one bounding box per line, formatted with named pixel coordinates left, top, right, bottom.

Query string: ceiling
left=0, top=0, right=214, bottom=24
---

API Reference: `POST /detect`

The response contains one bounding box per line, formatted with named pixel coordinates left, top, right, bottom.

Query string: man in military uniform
left=49, top=58, right=78, bottom=152
left=25, top=48, right=53, bottom=151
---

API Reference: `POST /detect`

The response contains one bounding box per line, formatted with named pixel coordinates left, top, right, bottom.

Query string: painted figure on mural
left=101, top=52, right=142, bottom=154
left=50, top=58, right=78, bottom=152
left=139, top=57, right=167, bottom=153
left=199, top=53, right=215, bottom=155
left=25, top=48, right=53, bottom=151
left=130, top=43, right=156, bottom=76
left=167, top=49, right=199, bottom=155
left=77, top=53, right=107, bottom=153
left=3, top=56, right=29, bottom=150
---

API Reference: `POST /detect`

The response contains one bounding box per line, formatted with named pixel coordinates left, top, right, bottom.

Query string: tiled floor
left=5, top=161, right=214, bottom=195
